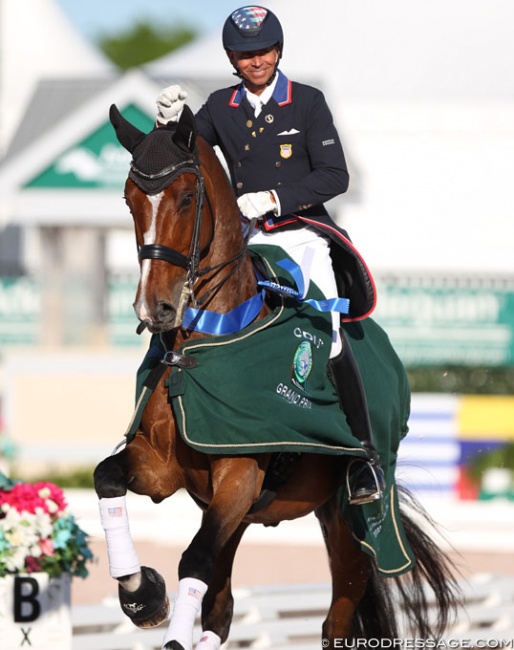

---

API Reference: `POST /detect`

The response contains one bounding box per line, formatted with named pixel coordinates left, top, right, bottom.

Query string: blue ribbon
left=259, top=258, right=350, bottom=315
left=181, top=257, right=348, bottom=335
left=182, top=290, right=266, bottom=335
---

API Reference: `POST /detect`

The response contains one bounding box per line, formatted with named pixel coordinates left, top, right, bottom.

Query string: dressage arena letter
left=0, top=573, right=72, bottom=650
left=14, top=576, right=41, bottom=622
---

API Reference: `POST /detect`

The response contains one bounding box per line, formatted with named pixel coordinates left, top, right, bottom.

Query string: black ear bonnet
left=109, top=104, right=198, bottom=195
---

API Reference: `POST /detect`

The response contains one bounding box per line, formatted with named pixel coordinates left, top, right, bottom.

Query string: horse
left=93, top=104, right=460, bottom=650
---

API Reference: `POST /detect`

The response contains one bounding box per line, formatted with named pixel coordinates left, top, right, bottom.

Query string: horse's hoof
left=118, top=566, right=170, bottom=628
left=163, top=643, right=185, bottom=650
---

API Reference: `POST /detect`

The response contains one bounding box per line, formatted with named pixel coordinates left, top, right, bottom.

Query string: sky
left=55, top=0, right=238, bottom=41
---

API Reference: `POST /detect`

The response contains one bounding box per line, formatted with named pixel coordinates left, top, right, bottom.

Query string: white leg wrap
left=99, top=496, right=141, bottom=578
left=162, top=578, right=208, bottom=650
left=196, top=630, right=221, bottom=650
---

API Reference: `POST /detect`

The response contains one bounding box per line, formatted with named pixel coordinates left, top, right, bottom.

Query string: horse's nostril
left=156, top=302, right=176, bottom=325
left=158, top=302, right=174, bottom=315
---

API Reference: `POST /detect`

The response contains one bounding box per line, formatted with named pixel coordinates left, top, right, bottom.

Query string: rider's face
left=229, top=46, right=280, bottom=95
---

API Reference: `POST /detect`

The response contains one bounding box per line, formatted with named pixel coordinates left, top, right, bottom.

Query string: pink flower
left=0, top=481, right=67, bottom=518
left=39, top=537, right=54, bottom=556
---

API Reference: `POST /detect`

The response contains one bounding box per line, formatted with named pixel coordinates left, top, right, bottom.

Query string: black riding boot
left=328, top=329, right=386, bottom=505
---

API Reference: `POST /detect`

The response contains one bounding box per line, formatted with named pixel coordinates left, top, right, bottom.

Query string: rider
left=155, top=5, right=385, bottom=506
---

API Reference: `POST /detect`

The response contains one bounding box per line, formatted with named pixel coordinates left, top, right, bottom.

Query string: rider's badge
left=280, top=144, right=293, bottom=159
left=292, top=341, right=313, bottom=391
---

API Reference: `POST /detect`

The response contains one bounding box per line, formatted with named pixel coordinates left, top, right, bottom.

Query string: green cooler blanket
left=132, top=244, right=415, bottom=575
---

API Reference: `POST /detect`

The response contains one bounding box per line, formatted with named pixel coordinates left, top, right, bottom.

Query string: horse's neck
left=200, top=143, right=258, bottom=312
left=207, top=212, right=257, bottom=311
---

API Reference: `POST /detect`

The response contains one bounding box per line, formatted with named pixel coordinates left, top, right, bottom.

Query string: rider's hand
left=237, top=191, right=278, bottom=220
left=156, top=85, right=188, bottom=125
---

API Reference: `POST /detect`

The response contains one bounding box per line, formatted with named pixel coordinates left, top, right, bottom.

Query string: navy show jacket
left=194, top=70, right=375, bottom=320
left=195, top=70, right=349, bottom=217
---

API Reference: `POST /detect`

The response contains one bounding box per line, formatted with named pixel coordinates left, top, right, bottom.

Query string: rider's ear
left=109, top=104, right=145, bottom=153
left=172, top=105, right=197, bottom=153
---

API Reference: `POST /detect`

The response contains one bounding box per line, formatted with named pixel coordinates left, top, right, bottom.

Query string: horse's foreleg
left=196, top=521, right=249, bottom=649
left=315, top=497, right=371, bottom=646
left=160, top=522, right=249, bottom=650
left=94, top=453, right=169, bottom=628
left=162, top=458, right=263, bottom=650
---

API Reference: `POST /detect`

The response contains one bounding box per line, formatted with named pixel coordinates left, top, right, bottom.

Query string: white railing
left=72, top=574, right=514, bottom=650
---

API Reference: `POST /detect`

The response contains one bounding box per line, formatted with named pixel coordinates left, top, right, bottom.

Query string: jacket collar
left=228, top=70, right=292, bottom=108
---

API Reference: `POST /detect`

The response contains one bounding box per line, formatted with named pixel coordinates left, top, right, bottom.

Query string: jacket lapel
left=227, top=72, right=294, bottom=158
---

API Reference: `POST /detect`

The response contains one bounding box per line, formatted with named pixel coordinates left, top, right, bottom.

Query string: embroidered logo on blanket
left=292, top=341, right=313, bottom=390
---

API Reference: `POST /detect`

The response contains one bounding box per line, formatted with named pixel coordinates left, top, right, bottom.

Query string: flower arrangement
left=0, top=474, right=92, bottom=578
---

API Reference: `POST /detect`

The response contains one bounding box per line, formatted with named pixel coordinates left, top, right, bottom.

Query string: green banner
left=0, top=278, right=40, bottom=344
left=106, top=275, right=140, bottom=346
left=2, top=274, right=514, bottom=365
left=24, top=104, right=154, bottom=190
left=374, top=280, right=514, bottom=366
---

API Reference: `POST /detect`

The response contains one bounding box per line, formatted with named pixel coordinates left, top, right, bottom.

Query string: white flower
left=1, top=507, right=21, bottom=528
left=5, top=518, right=39, bottom=550
left=38, top=487, right=51, bottom=499
left=46, top=499, right=59, bottom=514
left=5, top=546, right=27, bottom=572
left=33, top=510, right=53, bottom=539
left=29, top=544, right=42, bottom=558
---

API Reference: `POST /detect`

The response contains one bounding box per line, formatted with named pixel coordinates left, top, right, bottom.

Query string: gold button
left=236, top=182, right=243, bottom=189
left=235, top=162, right=242, bottom=168
left=275, top=161, right=281, bottom=168
left=246, top=120, right=253, bottom=128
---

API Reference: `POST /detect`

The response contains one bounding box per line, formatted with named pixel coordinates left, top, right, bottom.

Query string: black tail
left=353, top=487, right=462, bottom=639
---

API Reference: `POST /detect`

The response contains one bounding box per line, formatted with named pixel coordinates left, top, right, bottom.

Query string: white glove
left=156, top=85, right=188, bottom=125
left=237, top=191, right=277, bottom=220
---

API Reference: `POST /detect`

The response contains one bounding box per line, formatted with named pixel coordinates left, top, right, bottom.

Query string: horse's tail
left=353, top=486, right=462, bottom=639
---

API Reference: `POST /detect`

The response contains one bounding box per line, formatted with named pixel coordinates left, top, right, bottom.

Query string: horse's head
left=110, top=104, right=247, bottom=334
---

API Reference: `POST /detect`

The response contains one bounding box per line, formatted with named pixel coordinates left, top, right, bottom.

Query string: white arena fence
left=72, top=574, right=514, bottom=649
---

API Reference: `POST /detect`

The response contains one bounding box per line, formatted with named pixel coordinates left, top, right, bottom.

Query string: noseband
left=135, top=158, right=207, bottom=271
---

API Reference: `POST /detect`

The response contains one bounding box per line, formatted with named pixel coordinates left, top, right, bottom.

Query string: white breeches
left=249, top=224, right=342, bottom=357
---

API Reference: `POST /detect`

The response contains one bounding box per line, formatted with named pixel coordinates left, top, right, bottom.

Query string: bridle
left=132, top=155, right=250, bottom=330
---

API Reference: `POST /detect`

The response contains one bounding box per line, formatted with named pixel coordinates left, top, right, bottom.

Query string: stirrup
left=346, top=458, right=385, bottom=506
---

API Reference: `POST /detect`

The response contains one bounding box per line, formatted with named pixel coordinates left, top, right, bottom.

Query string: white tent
left=0, top=0, right=114, bottom=152
left=146, top=0, right=514, bottom=275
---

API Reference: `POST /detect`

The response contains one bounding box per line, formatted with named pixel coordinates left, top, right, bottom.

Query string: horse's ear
left=172, top=105, right=197, bottom=153
left=109, top=104, right=145, bottom=153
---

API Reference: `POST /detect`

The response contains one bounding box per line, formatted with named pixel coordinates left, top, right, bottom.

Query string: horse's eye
left=180, top=192, right=194, bottom=210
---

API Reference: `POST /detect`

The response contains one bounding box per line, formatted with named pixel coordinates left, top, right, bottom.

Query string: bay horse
left=94, top=104, right=459, bottom=650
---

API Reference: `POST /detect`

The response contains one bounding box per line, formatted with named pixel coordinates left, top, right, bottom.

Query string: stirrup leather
left=346, top=458, right=384, bottom=506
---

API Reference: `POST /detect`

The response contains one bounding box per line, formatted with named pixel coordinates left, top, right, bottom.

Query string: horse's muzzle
left=136, top=301, right=178, bottom=334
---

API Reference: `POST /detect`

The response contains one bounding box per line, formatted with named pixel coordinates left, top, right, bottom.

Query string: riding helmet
left=222, top=6, right=284, bottom=55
